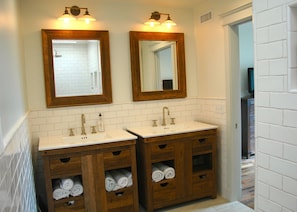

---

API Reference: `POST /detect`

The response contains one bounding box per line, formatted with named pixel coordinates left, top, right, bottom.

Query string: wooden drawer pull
left=199, top=174, right=207, bottom=179
left=60, top=158, right=71, bottom=163
left=158, top=144, right=167, bottom=149
left=115, top=191, right=124, bottom=196
left=112, top=150, right=122, bottom=156
left=198, top=138, right=207, bottom=143
left=160, top=182, right=169, bottom=187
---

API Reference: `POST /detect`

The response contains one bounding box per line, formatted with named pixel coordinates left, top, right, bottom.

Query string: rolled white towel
left=52, top=180, right=70, bottom=200
left=110, top=170, right=128, bottom=189
left=60, top=177, right=74, bottom=190
left=105, top=172, right=116, bottom=192
left=120, top=169, right=133, bottom=187
left=155, top=163, right=175, bottom=179
left=70, top=177, right=84, bottom=197
left=152, top=165, right=164, bottom=182
left=112, top=184, right=122, bottom=191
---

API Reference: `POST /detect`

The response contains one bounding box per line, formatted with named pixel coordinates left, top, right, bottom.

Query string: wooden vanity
left=39, top=130, right=139, bottom=212
left=127, top=121, right=217, bottom=211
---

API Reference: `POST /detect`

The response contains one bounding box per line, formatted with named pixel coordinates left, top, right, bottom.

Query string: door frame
left=222, top=2, right=252, bottom=201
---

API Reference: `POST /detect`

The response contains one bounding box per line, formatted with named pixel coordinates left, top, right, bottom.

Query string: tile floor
left=140, top=196, right=254, bottom=211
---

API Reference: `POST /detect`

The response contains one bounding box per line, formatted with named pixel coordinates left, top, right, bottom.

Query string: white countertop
left=38, top=129, right=137, bottom=151
left=127, top=121, right=218, bottom=138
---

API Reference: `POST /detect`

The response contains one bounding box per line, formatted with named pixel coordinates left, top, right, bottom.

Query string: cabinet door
left=43, top=153, right=85, bottom=212
left=102, top=145, right=139, bottom=212
left=189, top=134, right=217, bottom=199
left=150, top=141, right=185, bottom=208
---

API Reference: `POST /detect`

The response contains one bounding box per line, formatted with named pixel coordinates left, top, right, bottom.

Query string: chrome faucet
left=81, top=114, right=86, bottom=135
left=162, top=106, right=170, bottom=126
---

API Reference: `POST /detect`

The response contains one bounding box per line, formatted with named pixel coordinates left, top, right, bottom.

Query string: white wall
left=0, top=0, right=27, bottom=147
left=254, top=0, right=297, bottom=211
left=0, top=0, right=36, bottom=211
left=193, top=0, right=254, bottom=99
left=20, top=0, right=198, bottom=109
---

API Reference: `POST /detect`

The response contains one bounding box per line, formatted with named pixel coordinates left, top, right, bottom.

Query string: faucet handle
left=69, top=128, right=75, bottom=136
left=152, top=120, right=158, bottom=127
left=91, top=126, right=97, bottom=134
left=170, top=118, right=176, bottom=125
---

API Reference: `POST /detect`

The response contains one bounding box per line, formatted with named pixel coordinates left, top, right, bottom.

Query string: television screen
left=248, top=67, right=254, bottom=94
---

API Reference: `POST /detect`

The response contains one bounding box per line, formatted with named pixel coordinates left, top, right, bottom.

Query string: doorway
left=238, top=21, right=255, bottom=209
left=222, top=2, right=254, bottom=207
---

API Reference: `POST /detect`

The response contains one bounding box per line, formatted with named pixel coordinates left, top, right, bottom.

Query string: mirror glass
left=139, top=40, right=178, bottom=92
left=52, top=39, right=102, bottom=97
left=130, top=31, right=186, bottom=101
left=42, top=30, right=112, bottom=107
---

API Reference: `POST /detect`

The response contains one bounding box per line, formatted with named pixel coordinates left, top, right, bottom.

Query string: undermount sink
left=38, top=129, right=137, bottom=151
left=127, top=121, right=218, bottom=138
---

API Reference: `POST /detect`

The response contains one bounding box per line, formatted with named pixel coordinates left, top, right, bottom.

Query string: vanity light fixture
left=58, top=5, right=96, bottom=24
left=144, top=11, right=176, bottom=28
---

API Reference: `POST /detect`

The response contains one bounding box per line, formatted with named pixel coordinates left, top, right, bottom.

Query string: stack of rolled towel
left=152, top=163, right=175, bottom=182
left=52, top=176, right=84, bottom=200
left=105, top=169, right=133, bottom=192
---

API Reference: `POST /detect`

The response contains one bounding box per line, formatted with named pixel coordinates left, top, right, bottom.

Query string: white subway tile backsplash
left=257, top=41, right=283, bottom=60
left=269, top=58, right=287, bottom=75
left=257, top=92, right=270, bottom=107
left=284, top=144, right=297, bottom=163
left=283, top=176, right=297, bottom=196
left=270, top=124, right=297, bottom=145
left=257, top=181, right=270, bottom=198
left=258, top=167, right=283, bottom=189
left=258, top=75, right=285, bottom=92
left=268, top=0, right=287, bottom=8
left=269, top=23, right=287, bottom=41
left=257, top=60, right=270, bottom=78
left=253, top=0, right=268, bottom=13
left=270, top=186, right=297, bottom=211
left=255, top=1, right=297, bottom=211
left=258, top=122, right=270, bottom=138
left=257, top=152, right=270, bottom=168
left=258, top=107, right=283, bottom=124
left=257, top=193, right=282, bottom=212
left=256, top=6, right=283, bottom=28
left=256, top=27, right=269, bottom=44
left=284, top=110, right=297, bottom=127
left=270, top=156, right=297, bottom=179
left=271, top=93, right=297, bottom=110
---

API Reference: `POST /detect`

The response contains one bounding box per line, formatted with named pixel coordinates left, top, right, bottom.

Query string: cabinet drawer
left=192, top=171, right=214, bottom=184
left=192, top=172, right=216, bottom=198
left=104, top=149, right=131, bottom=170
left=192, top=181, right=216, bottom=198
left=54, top=197, right=85, bottom=212
left=150, top=142, right=175, bottom=161
left=192, top=136, right=215, bottom=154
left=49, top=156, right=82, bottom=176
left=108, top=205, right=134, bottom=212
left=106, top=187, right=134, bottom=210
left=152, top=180, right=177, bottom=205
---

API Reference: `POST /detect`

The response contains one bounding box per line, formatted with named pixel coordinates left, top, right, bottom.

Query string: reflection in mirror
left=139, top=41, right=177, bottom=91
left=42, top=30, right=112, bottom=107
left=52, top=40, right=102, bottom=97
left=130, top=31, right=186, bottom=101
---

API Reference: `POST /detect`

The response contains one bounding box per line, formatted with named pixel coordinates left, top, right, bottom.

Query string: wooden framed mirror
left=42, top=29, right=112, bottom=107
left=129, top=31, right=186, bottom=101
